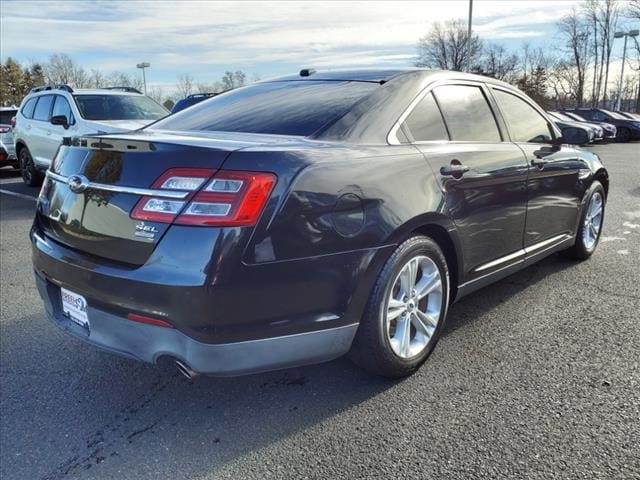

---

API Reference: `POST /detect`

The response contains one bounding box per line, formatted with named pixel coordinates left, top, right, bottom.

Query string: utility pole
left=467, top=0, right=473, bottom=73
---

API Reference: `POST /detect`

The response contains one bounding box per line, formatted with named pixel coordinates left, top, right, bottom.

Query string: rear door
left=489, top=87, right=583, bottom=249
left=30, top=94, right=55, bottom=166
left=407, top=82, right=529, bottom=283
left=46, top=95, right=77, bottom=159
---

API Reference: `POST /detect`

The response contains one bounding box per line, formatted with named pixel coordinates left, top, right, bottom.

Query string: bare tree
left=90, top=69, right=104, bottom=88
left=415, top=19, right=482, bottom=71
left=43, top=53, right=90, bottom=88
left=220, top=70, right=246, bottom=90
left=147, top=85, right=165, bottom=104
left=629, top=0, right=640, bottom=19
left=176, top=74, right=195, bottom=98
left=558, top=8, right=591, bottom=107
left=476, top=43, right=519, bottom=81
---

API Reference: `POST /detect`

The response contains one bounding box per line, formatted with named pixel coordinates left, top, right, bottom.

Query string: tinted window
left=21, top=98, right=38, bottom=119
left=403, top=92, right=448, bottom=142
left=52, top=96, right=75, bottom=124
left=0, top=109, right=17, bottom=124
left=74, top=95, right=167, bottom=121
left=433, top=85, right=501, bottom=142
left=33, top=95, right=54, bottom=121
left=150, top=81, right=378, bottom=136
left=591, top=111, right=606, bottom=121
left=492, top=89, right=552, bottom=143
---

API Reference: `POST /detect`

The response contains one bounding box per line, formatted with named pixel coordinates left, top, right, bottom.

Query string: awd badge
left=135, top=222, right=158, bottom=240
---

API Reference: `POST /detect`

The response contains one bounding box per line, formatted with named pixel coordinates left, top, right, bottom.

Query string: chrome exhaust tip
left=175, top=359, right=199, bottom=380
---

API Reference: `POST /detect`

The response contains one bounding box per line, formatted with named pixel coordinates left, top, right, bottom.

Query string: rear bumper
left=35, top=271, right=357, bottom=376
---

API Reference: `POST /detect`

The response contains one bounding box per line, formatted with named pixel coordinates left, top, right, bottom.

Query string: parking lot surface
left=1, top=143, right=639, bottom=480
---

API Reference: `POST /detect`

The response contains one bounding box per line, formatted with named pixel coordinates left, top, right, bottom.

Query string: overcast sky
left=0, top=0, right=632, bottom=87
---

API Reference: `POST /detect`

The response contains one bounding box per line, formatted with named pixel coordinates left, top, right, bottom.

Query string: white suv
left=14, top=85, right=169, bottom=186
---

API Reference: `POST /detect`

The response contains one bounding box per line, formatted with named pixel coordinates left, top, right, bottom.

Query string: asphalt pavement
left=1, top=144, right=639, bottom=479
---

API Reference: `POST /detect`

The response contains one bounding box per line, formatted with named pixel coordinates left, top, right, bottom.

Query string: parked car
left=563, top=108, right=640, bottom=142
left=0, top=107, right=18, bottom=168
left=171, top=92, right=218, bottom=113
left=561, top=111, right=617, bottom=141
left=32, top=69, right=608, bottom=379
left=617, top=111, right=640, bottom=121
left=546, top=111, right=598, bottom=144
left=14, top=85, right=169, bottom=186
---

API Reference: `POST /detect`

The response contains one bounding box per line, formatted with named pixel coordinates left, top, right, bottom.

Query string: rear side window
left=52, top=96, right=75, bottom=125
left=0, top=109, right=17, bottom=124
left=150, top=81, right=378, bottom=136
left=21, top=98, right=38, bottom=119
left=403, top=92, right=449, bottom=142
left=33, top=95, right=54, bottom=121
left=492, top=89, right=552, bottom=144
left=433, top=85, right=501, bottom=142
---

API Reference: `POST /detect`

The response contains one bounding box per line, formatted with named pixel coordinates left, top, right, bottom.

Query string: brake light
left=10, top=116, right=16, bottom=129
left=131, top=168, right=276, bottom=227
left=127, top=313, right=173, bottom=328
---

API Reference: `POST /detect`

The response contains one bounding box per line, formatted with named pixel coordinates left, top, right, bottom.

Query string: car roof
left=28, top=89, right=141, bottom=97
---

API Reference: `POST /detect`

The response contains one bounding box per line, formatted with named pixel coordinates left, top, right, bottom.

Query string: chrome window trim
left=45, top=170, right=190, bottom=199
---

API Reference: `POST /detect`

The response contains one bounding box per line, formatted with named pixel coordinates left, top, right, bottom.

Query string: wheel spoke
left=589, top=223, right=598, bottom=239
left=415, top=272, right=441, bottom=299
left=590, top=205, right=602, bottom=220
left=396, top=316, right=412, bottom=357
left=414, top=309, right=438, bottom=331
left=407, top=258, right=418, bottom=290
left=387, top=298, right=405, bottom=321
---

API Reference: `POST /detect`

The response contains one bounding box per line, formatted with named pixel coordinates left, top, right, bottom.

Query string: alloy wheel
left=385, top=255, right=443, bottom=359
left=583, top=191, right=603, bottom=250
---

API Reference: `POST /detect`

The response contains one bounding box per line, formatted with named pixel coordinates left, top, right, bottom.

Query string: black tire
left=19, top=147, right=43, bottom=187
left=349, top=235, right=450, bottom=378
left=563, top=181, right=605, bottom=260
left=616, top=127, right=630, bottom=143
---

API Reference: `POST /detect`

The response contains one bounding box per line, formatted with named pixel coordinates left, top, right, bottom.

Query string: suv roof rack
left=186, top=92, right=217, bottom=98
left=102, top=86, right=143, bottom=94
left=30, top=84, right=74, bottom=94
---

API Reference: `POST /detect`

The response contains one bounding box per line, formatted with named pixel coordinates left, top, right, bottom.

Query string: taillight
left=0, top=126, right=10, bottom=134
left=131, top=169, right=276, bottom=227
left=10, top=116, right=16, bottom=129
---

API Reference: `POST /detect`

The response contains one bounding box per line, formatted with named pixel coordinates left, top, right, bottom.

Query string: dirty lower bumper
left=35, top=272, right=358, bottom=376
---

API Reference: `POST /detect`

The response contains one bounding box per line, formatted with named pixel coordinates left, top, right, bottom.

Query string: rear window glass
left=74, top=95, right=167, bottom=121
left=33, top=95, right=54, bottom=121
left=150, top=81, right=378, bottom=136
left=403, top=92, right=449, bottom=142
left=21, top=99, right=37, bottom=119
left=0, top=109, right=17, bottom=124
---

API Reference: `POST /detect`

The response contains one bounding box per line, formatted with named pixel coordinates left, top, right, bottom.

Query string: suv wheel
left=19, top=148, right=43, bottom=187
left=349, top=235, right=450, bottom=378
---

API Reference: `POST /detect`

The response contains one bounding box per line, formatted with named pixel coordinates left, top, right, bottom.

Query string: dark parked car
left=564, top=108, right=640, bottom=142
left=546, top=111, right=598, bottom=143
left=617, top=111, right=640, bottom=121
left=32, top=69, right=608, bottom=378
left=171, top=92, right=219, bottom=113
left=561, top=111, right=617, bottom=141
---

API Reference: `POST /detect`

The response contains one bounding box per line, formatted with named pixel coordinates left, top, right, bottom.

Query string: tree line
left=416, top=0, right=640, bottom=111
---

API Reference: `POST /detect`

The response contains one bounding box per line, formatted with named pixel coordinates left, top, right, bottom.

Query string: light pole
left=613, top=30, right=639, bottom=110
left=136, top=62, right=150, bottom=95
left=467, top=0, right=473, bottom=73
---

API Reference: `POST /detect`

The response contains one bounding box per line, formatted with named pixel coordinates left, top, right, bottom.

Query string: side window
left=21, top=98, right=38, bottom=119
left=52, top=96, right=75, bottom=125
left=492, top=89, right=552, bottom=144
left=32, top=95, right=54, bottom=122
left=402, top=92, right=449, bottom=142
left=592, top=111, right=606, bottom=121
left=432, top=85, right=501, bottom=142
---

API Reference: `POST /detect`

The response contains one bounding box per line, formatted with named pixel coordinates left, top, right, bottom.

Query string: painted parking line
left=0, top=188, right=38, bottom=202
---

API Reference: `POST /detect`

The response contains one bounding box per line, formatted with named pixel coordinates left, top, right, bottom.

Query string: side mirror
left=51, top=115, right=69, bottom=129
left=560, top=127, right=589, bottom=146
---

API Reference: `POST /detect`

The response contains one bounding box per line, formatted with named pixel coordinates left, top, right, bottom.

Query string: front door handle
left=531, top=157, right=547, bottom=168
left=440, top=163, right=470, bottom=177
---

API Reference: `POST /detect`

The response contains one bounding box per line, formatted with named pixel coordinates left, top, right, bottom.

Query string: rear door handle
left=440, top=163, right=470, bottom=177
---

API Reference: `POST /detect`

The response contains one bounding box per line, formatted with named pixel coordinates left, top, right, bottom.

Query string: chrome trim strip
left=45, top=171, right=189, bottom=199
left=524, top=234, right=570, bottom=255
left=473, top=234, right=571, bottom=274
left=475, top=249, right=525, bottom=272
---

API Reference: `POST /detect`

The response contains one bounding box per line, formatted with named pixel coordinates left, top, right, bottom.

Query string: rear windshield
left=149, top=80, right=378, bottom=136
left=0, top=110, right=17, bottom=125
left=74, top=95, right=167, bottom=121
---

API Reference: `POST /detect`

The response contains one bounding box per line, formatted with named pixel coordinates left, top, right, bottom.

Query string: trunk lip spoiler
left=45, top=170, right=190, bottom=199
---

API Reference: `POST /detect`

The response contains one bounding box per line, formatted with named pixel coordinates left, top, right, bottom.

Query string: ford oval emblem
left=68, top=175, right=90, bottom=193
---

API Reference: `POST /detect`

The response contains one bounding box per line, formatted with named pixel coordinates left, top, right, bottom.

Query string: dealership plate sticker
left=61, top=288, right=89, bottom=328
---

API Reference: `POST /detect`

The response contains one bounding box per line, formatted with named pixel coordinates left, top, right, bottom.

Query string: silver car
left=0, top=107, right=18, bottom=168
